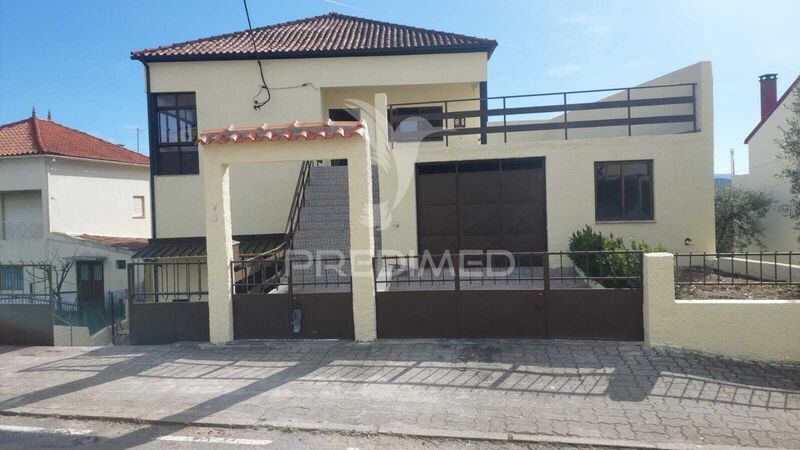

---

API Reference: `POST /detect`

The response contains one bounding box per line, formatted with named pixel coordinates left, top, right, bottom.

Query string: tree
left=778, top=85, right=800, bottom=231
left=715, top=185, right=773, bottom=252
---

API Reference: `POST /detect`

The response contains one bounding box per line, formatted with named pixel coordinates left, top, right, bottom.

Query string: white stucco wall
left=146, top=52, right=487, bottom=238
left=734, top=83, right=800, bottom=251
left=0, top=234, right=134, bottom=294
left=46, top=158, right=150, bottom=238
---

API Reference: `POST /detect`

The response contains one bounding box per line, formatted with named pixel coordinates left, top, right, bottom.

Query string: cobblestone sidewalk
left=0, top=340, right=798, bottom=448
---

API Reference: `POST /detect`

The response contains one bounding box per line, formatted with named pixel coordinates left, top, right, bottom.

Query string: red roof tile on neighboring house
left=745, top=75, right=800, bottom=144
left=198, top=120, right=366, bottom=145
left=0, top=112, right=149, bottom=165
left=76, top=234, right=150, bottom=252
left=131, top=13, right=497, bottom=61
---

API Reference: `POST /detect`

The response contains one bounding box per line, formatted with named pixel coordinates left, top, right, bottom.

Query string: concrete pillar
left=348, top=138, right=377, bottom=341
left=642, top=252, right=675, bottom=346
left=372, top=93, right=388, bottom=159
left=203, top=153, right=235, bottom=343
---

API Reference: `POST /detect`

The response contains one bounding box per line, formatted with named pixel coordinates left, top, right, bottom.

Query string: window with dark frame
left=595, top=160, right=653, bottom=221
left=388, top=106, right=444, bottom=142
left=152, top=93, right=198, bottom=175
left=328, top=108, right=361, bottom=122
left=0, top=266, right=23, bottom=291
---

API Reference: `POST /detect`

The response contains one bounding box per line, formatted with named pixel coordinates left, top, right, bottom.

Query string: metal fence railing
left=373, top=251, right=643, bottom=291
left=232, top=252, right=352, bottom=294
left=128, top=261, right=207, bottom=303
left=388, top=83, right=697, bottom=146
left=674, top=252, right=800, bottom=286
left=0, top=264, right=53, bottom=304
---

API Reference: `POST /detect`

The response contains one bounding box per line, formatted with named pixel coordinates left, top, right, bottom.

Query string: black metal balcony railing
left=387, top=83, right=698, bottom=145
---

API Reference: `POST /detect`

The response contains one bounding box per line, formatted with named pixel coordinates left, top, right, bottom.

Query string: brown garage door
left=416, top=157, right=547, bottom=255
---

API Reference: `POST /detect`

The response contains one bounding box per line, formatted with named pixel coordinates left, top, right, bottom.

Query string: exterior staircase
left=287, top=164, right=381, bottom=288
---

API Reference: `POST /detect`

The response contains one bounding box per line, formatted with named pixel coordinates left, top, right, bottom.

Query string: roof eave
left=130, top=43, right=498, bottom=63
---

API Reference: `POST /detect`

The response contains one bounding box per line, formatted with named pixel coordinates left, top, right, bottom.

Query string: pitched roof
left=745, top=75, right=800, bottom=144
left=0, top=112, right=149, bottom=165
left=131, top=13, right=497, bottom=62
left=198, top=120, right=366, bottom=145
left=76, top=234, right=150, bottom=252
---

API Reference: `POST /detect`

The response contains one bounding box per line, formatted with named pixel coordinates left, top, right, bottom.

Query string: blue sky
left=1, top=0, right=797, bottom=174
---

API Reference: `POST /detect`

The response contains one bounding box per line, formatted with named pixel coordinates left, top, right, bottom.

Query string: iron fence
left=374, top=251, right=643, bottom=291
left=128, top=261, right=207, bottom=303
left=388, top=83, right=697, bottom=145
left=232, top=252, right=352, bottom=293
left=0, top=263, right=53, bottom=304
left=674, top=252, right=800, bottom=286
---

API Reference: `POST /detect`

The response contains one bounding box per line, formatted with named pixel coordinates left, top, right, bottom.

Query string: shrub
left=567, top=226, right=665, bottom=287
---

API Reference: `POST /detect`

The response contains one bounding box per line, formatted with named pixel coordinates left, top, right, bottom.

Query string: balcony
left=387, top=83, right=698, bottom=146
left=0, top=221, right=45, bottom=240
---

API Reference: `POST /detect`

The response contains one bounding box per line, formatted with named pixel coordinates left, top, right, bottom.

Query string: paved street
left=0, top=415, right=580, bottom=449
left=0, top=340, right=798, bottom=449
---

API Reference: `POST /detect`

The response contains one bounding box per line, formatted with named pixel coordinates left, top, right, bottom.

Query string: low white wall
left=645, top=253, right=800, bottom=362
left=53, top=324, right=113, bottom=347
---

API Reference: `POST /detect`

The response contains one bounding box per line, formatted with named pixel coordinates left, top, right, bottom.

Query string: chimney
left=759, top=74, right=778, bottom=121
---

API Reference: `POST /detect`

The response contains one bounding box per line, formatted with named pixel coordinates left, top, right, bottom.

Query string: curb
left=0, top=410, right=755, bottom=450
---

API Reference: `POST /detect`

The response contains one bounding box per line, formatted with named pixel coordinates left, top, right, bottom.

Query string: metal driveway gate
left=375, top=252, right=643, bottom=341
left=232, top=255, right=354, bottom=339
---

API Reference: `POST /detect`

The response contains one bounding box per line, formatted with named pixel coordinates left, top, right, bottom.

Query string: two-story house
left=735, top=74, right=800, bottom=251
left=0, top=109, right=150, bottom=314
left=128, top=13, right=714, bottom=344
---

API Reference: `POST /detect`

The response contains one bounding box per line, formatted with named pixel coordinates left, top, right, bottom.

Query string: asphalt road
left=0, top=415, right=596, bottom=449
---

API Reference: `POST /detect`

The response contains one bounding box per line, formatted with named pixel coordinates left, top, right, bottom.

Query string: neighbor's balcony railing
left=387, top=83, right=698, bottom=146
left=0, top=221, right=45, bottom=239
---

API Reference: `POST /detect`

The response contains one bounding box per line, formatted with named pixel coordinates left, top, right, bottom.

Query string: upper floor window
left=153, top=93, right=198, bottom=175
left=328, top=108, right=360, bottom=122
left=389, top=106, right=444, bottom=142
left=595, top=160, right=654, bottom=221
left=133, top=195, right=146, bottom=218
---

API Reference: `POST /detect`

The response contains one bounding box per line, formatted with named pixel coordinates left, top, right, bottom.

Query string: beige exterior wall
left=734, top=86, right=800, bottom=251
left=645, top=253, right=800, bottom=362
left=380, top=132, right=714, bottom=254
left=146, top=53, right=487, bottom=238
left=373, top=62, right=714, bottom=254
left=46, top=158, right=150, bottom=238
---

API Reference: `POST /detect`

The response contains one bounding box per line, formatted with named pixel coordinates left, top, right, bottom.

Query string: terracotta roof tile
left=0, top=113, right=149, bottom=165
left=198, top=120, right=365, bottom=145
left=76, top=234, right=150, bottom=252
left=131, top=13, right=496, bottom=61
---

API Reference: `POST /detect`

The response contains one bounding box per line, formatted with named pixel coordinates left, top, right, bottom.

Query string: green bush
left=567, top=226, right=665, bottom=287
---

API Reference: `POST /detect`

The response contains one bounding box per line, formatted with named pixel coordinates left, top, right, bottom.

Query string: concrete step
left=305, top=192, right=350, bottom=207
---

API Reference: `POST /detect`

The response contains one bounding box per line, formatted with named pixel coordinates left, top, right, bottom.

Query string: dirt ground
left=675, top=267, right=800, bottom=299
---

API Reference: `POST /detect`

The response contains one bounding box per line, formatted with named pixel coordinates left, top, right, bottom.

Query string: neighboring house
left=0, top=109, right=150, bottom=311
left=128, top=13, right=714, bottom=343
left=734, top=74, right=800, bottom=251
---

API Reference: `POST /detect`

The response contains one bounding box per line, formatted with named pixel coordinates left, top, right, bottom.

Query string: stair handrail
left=284, top=160, right=317, bottom=252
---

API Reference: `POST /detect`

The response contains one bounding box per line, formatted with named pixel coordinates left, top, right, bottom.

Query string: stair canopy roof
left=197, top=120, right=366, bottom=145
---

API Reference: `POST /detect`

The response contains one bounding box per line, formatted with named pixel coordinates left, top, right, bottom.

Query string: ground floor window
left=0, top=266, right=23, bottom=291
left=595, top=160, right=653, bottom=221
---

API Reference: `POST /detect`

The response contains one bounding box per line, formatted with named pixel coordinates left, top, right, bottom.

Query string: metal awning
left=132, top=234, right=283, bottom=259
